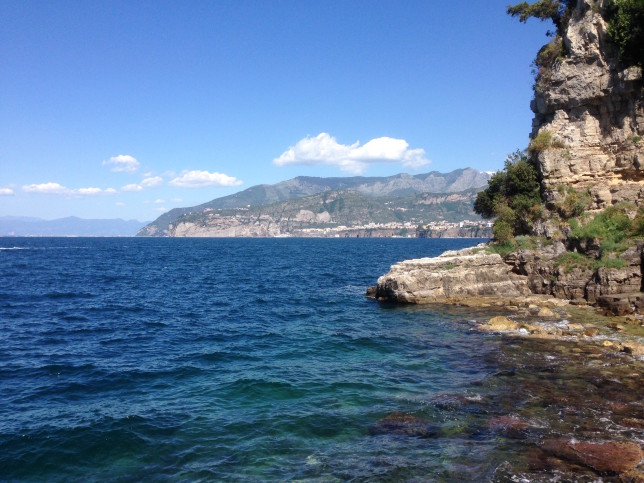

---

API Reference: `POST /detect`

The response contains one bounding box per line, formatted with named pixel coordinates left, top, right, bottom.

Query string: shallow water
left=1, top=237, right=642, bottom=481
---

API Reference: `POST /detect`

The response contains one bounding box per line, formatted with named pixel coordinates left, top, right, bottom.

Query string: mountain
left=0, top=216, right=149, bottom=237
left=139, top=168, right=492, bottom=236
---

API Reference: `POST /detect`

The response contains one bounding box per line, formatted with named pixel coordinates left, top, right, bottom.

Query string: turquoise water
left=1, top=237, right=642, bottom=481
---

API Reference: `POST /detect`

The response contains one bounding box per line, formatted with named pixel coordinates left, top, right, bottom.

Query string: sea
left=1, top=237, right=643, bottom=482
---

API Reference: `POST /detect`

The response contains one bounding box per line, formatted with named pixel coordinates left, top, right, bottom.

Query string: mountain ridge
left=139, top=168, right=492, bottom=236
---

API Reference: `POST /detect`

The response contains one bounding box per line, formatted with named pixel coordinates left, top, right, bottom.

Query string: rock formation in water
left=372, top=0, right=644, bottom=314
left=374, top=245, right=530, bottom=303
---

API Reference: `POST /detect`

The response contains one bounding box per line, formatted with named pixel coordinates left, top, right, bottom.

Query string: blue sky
left=1, top=0, right=551, bottom=221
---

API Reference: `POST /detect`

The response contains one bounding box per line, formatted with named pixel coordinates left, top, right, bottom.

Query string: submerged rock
left=369, top=412, right=438, bottom=438
left=542, top=439, right=643, bottom=474
left=486, top=415, right=532, bottom=439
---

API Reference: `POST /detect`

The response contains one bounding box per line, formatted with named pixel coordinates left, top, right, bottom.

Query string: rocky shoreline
left=367, top=243, right=644, bottom=479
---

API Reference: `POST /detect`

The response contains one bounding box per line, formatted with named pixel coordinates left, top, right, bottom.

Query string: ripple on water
left=5, top=238, right=644, bottom=480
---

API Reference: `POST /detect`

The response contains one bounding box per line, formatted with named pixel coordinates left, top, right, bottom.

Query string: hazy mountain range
left=0, top=216, right=148, bottom=237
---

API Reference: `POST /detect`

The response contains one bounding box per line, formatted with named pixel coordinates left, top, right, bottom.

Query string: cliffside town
left=139, top=171, right=494, bottom=238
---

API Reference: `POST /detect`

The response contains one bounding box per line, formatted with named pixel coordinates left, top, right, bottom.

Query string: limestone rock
left=375, top=246, right=530, bottom=304
left=479, top=316, right=518, bottom=332
left=622, top=341, right=644, bottom=356
left=538, top=307, right=556, bottom=318
left=531, top=0, right=644, bottom=209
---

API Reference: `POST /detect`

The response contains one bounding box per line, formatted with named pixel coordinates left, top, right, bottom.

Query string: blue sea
left=2, top=237, right=643, bottom=481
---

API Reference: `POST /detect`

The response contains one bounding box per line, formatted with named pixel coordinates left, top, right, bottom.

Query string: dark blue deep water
left=3, top=237, right=641, bottom=481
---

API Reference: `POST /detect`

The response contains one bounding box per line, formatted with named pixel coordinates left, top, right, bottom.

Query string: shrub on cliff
left=605, top=0, right=644, bottom=68
left=507, top=0, right=575, bottom=37
left=474, top=150, right=543, bottom=242
left=568, top=203, right=634, bottom=256
left=555, top=186, right=591, bottom=218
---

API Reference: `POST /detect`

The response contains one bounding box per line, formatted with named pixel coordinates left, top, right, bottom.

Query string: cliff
left=372, top=0, right=644, bottom=315
left=532, top=0, right=643, bottom=210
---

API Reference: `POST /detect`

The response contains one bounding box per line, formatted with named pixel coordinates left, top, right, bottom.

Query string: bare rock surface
left=531, top=0, right=644, bottom=209
left=374, top=245, right=530, bottom=304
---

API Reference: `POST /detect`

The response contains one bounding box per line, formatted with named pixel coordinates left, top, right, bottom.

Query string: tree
left=474, top=150, right=543, bottom=242
left=507, top=0, right=575, bottom=37
left=606, top=0, right=644, bottom=68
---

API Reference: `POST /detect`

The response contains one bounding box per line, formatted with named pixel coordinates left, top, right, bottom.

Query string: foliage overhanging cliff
left=377, top=0, right=644, bottom=313
left=476, top=0, right=644, bottom=248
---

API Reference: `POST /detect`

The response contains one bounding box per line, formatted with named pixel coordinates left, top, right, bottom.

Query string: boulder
left=622, top=341, right=644, bottom=356
left=538, top=307, right=556, bottom=318
left=375, top=245, right=530, bottom=304
left=542, top=439, right=643, bottom=474
left=479, top=316, right=518, bottom=332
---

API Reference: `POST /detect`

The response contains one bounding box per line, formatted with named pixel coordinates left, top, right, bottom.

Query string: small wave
left=218, top=378, right=305, bottom=400
left=0, top=247, right=29, bottom=250
left=46, top=291, right=94, bottom=300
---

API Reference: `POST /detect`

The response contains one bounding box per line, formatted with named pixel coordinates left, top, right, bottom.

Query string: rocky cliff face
left=372, top=0, right=644, bottom=314
left=532, top=0, right=643, bottom=209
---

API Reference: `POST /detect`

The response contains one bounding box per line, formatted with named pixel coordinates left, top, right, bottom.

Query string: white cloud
left=273, top=133, right=430, bottom=174
left=156, top=207, right=167, bottom=212
left=172, top=197, right=183, bottom=202
left=0, top=188, right=14, bottom=196
left=76, top=187, right=102, bottom=196
left=169, top=170, right=242, bottom=188
left=103, top=154, right=140, bottom=173
left=22, top=182, right=72, bottom=195
left=141, top=176, right=163, bottom=187
left=154, top=198, right=165, bottom=204
left=121, top=183, right=143, bottom=192
left=23, top=183, right=119, bottom=196
left=116, top=202, right=126, bottom=206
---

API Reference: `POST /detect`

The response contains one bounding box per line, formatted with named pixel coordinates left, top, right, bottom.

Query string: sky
left=0, top=0, right=553, bottom=222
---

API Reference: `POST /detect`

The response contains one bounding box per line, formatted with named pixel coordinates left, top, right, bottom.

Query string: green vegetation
left=528, top=130, right=567, bottom=154
left=633, top=135, right=642, bottom=143
left=569, top=204, right=630, bottom=246
left=507, top=1, right=575, bottom=83
left=555, top=186, right=591, bottom=219
left=474, top=150, right=543, bottom=242
left=554, top=251, right=627, bottom=272
left=507, top=0, right=575, bottom=37
left=605, top=0, right=644, bottom=68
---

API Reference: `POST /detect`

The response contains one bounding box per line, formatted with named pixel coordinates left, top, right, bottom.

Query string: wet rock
left=584, top=327, right=600, bottom=337
left=622, top=341, right=644, bottom=356
left=365, top=286, right=377, bottom=298
left=479, top=316, right=518, bottom=332
left=609, top=321, right=626, bottom=331
left=622, top=418, right=644, bottom=430
left=486, top=415, right=532, bottom=438
left=369, top=412, right=438, bottom=438
left=542, top=439, right=644, bottom=474
left=538, top=307, right=556, bottom=318
left=599, top=294, right=641, bottom=316
left=620, top=470, right=644, bottom=483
